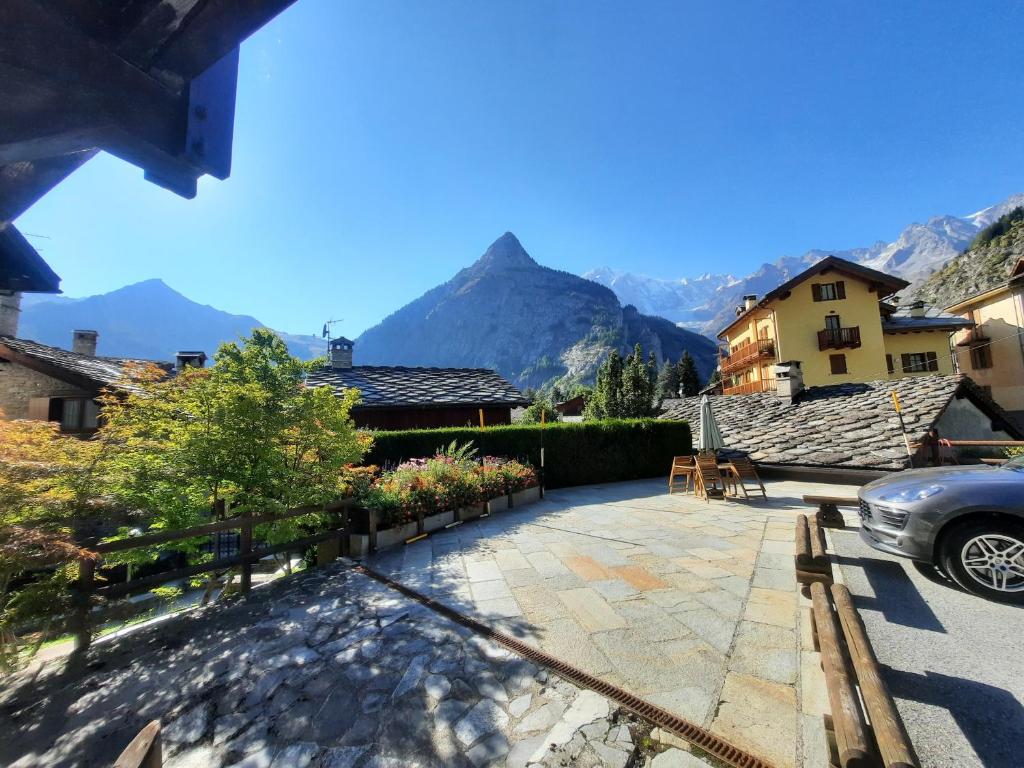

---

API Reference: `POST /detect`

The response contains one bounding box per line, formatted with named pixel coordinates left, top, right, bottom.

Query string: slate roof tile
left=0, top=336, right=172, bottom=391
left=306, top=366, right=528, bottom=410
left=659, top=374, right=1020, bottom=470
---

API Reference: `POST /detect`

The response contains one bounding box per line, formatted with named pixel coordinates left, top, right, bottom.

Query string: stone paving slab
left=0, top=560, right=715, bottom=768
left=366, top=477, right=857, bottom=768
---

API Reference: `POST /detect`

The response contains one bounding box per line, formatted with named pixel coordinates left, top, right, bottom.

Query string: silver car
left=858, top=454, right=1024, bottom=603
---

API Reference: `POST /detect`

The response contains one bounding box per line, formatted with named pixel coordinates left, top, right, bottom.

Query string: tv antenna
left=321, top=318, right=345, bottom=349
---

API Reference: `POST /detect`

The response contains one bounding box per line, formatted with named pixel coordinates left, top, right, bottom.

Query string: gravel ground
left=832, top=525, right=1024, bottom=768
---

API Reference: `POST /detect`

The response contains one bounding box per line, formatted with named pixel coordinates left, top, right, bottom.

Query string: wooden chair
left=668, top=455, right=696, bottom=494
left=726, top=456, right=766, bottom=499
left=694, top=454, right=726, bottom=501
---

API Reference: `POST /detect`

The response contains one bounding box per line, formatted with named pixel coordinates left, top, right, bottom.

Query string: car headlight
left=879, top=484, right=944, bottom=503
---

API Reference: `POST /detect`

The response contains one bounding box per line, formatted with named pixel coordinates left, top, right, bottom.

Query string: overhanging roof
left=0, top=223, right=60, bottom=293
left=1, top=0, right=299, bottom=226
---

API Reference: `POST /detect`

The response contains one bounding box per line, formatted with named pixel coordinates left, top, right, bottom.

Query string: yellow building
left=945, top=258, right=1024, bottom=424
left=718, top=256, right=972, bottom=393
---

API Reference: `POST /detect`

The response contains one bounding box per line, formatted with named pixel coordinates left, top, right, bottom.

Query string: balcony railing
left=722, top=378, right=777, bottom=396
left=817, top=326, right=861, bottom=350
left=719, top=339, right=776, bottom=375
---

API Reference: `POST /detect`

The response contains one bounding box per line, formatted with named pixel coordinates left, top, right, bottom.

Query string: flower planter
left=486, top=495, right=509, bottom=514
left=348, top=509, right=456, bottom=557
left=510, top=485, right=541, bottom=508
left=458, top=503, right=486, bottom=521
left=423, top=510, right=455, bottom=532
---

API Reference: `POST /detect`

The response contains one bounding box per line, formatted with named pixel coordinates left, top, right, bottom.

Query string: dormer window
left=812, top=281, right=846, bottom=302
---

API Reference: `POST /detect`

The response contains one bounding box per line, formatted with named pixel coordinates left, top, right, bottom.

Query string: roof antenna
left=321, top=319, right=344, bottom=352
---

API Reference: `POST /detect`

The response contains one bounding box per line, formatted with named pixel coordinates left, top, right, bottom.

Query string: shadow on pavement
left=842, top=556, right=946, bottom=633
left=884, top=666, right=1024, bottom=768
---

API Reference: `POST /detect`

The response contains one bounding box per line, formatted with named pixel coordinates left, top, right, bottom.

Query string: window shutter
left=27, top=397, right=51, bottom=421
left=829, top=354, right=848, bottom=375
left=811, top=284, right=822, bottom=302
left=836, top=280, right=846, bottom=299
left=900, top=353, right=911, bottom=373
left=886, top=354, right=894, bottom=375
left=927, top=351, right=938, bottom=372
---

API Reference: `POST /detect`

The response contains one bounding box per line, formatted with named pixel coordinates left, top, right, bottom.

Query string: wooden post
left=810, top=582, right=876, bottom=768
left=368, top=508, right=379, bottom=553
left=479, top=408, right=485, bottom=428
left=113, top=720, right=162, bottom=768
left=72, top=555, right=96, bottom=653
left=239, top=517, right=253, bottom=594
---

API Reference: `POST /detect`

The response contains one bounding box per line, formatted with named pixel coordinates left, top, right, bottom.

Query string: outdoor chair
left=726, top=456, right=767, bottom=499
left=668, top=455, right=696, bottom=494
left=694, top=454, right=726, bottom=501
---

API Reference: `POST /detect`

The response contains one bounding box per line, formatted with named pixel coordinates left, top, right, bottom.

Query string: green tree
left=519, top=396, right=560, bottom=424
left=677, top=351, right=701, bottom=397
left=586, top=345, right=656, bottom=419
left=656, top=361, right=681, bottom=400
left=100, top=329, right=367, bottom=583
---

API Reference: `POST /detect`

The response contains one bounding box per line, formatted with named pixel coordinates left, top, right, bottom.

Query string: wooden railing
left=71, top=498, right=356, bottom=651
left=722, top=378, right=777, bottom=396
left=720, top=339, right=776, bottom=375
left=817, top=326, right=861, bottom=350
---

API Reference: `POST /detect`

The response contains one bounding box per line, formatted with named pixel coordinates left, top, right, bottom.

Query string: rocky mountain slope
left=18, top=279, right=322, bottom=361
left=915, top=207, right=1024, bottom=308
left=588, top=192, right=1024, bottom=336
left=356, top=233, right=717, bottom=389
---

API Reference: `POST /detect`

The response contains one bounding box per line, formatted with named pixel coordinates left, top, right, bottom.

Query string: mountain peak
left=475, top=232, right=537, bottom=269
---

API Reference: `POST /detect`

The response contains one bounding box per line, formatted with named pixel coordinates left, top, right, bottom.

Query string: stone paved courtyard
left=365, top=477, right=854, bottom=768
left=0, top=476, right=851, bottom=768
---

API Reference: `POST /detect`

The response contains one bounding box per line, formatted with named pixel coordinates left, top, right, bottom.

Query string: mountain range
left=18, top=280, right=323, bottom=362
left=356, top=233, right=718, bottom=388
left=586, top=192, right=1024, bottom=336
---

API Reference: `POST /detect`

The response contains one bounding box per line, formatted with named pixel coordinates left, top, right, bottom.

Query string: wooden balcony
left=719, top=339, right=776, bottom=375
left=722, top=378, right=777, bottom=396
left=956, top=327, right=989, bottom=347
left=817, top=326, right=861, bottom=350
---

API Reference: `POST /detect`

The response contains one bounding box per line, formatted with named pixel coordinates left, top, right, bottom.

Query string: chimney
left=175, top=351, right=207, bottom=370
left=909, top=300, right=926, bottom=318
left=72, top=329, right=98, bottom=356
left=744, top=294, right=757, bottom=311
left=0, top=292, right=21, bottom=337
left=330, top=337, right=354, bottom=369
left=774, top=360, right=804, bottom=402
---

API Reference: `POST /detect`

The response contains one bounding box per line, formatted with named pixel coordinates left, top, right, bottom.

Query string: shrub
left=365, top=419, right=691, bottom=489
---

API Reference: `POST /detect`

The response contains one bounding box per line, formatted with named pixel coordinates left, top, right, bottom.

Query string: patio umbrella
left=698, top=394, right=725, bottom=453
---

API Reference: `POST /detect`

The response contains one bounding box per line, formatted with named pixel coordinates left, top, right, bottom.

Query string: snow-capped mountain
left=581, top=268, right=739, bottom=330
left=587, top=193, right=1024, bottom=337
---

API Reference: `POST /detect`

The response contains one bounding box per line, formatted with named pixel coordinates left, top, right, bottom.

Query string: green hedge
left=364, top=418, right=691, bottom=489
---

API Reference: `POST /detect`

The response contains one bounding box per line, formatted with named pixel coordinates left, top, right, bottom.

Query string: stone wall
left=0, top=362, right=89, bottom=419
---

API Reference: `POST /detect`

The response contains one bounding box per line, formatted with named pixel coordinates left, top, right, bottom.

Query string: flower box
left=348, top=509, right=456, bottom=557
left=458, top=503, right=486, bottom=521
left=511, top=485, right=541, bottom=508
left=486, top=495, right=509, bottom=514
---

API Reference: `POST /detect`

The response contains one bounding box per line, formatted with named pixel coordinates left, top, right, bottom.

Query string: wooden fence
left=72, top=498, right=356, bottom=651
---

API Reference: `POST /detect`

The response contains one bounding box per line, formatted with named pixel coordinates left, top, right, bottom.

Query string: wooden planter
left=348, top=508, right=457, bottom=557
left=510, top=485, right=541, bottom=508
left=457, top=503, right=486, bottom=521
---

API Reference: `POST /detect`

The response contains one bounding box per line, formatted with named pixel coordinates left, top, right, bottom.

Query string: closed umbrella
left=698, top=394, right=724, bottom=454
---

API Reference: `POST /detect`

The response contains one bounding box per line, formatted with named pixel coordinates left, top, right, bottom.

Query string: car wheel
left=940, top=519, right=1024, bottom=604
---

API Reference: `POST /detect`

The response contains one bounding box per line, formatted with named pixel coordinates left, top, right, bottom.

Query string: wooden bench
left=795, top=513, right=832, bottom=586
left=811, top=582, right=919, bottom=768
left=802, top=495, right=858, bottom=528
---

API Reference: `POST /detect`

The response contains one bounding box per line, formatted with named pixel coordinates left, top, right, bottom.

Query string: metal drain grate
left=354, top=564, right=775, bottom=768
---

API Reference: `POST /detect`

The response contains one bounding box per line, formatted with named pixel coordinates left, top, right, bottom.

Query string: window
left=55, top=397, right=99, bottom=432
left=812, top=280, right=846, bottom=302
left=969, top=344, right=992, bottom=370
left=829, top=354, right=848, bottom=375
left=824, top=314, right=841, bottom=330
left=901, top=352, right=939, bottom=373
left=886, top=354, right=894, bottom=375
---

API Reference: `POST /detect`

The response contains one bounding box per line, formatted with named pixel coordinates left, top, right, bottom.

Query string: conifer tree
left=678, top=351, right=701, bottom=397
left=656, top=360, right=681, bottom=400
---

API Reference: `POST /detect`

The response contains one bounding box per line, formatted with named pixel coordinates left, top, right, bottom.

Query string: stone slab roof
left=659, top=374, right=1019, bottom=470
left=307, top=365, right=528, bottom=410
left=0, top=336, right=171, bottom=392
left=882, top=306, right=973, bottom=333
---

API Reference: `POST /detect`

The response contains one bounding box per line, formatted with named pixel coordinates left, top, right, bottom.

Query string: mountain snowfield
left=587, top=192, right=1024, bottom=337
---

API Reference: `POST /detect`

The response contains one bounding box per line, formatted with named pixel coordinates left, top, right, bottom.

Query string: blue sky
left=16, top=0, right=1024, bottom=337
